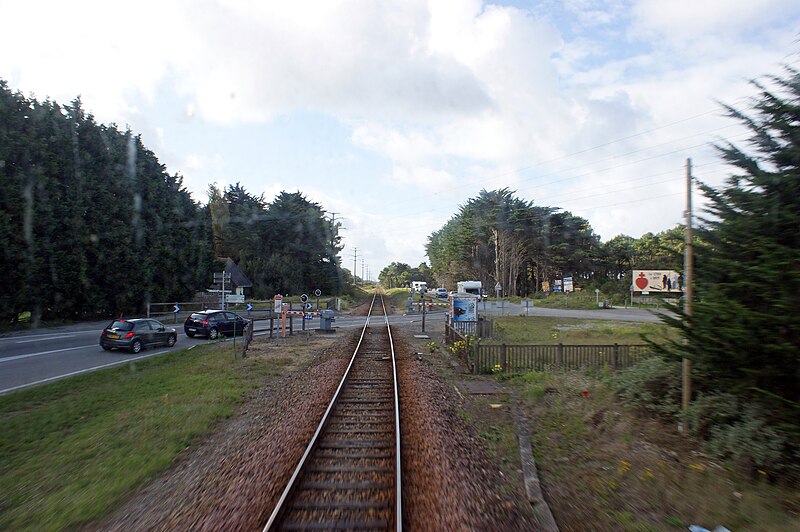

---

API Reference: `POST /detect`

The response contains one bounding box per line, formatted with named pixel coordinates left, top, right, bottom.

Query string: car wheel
left=131, top=339, right=143, bottom=354
left=186, top=331, right=195, bottom=338
left=208, top=327, right=219, bottom=340
left=166, top=334, right=177, bottom=347
left=101, top=345, right=113, bottom=351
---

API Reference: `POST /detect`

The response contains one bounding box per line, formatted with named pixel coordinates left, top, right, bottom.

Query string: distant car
left=100, top=318, right=177, bottom=353
left=436, top=288, right=448, bottom=298
left=184, top=310, right=246, bottom=339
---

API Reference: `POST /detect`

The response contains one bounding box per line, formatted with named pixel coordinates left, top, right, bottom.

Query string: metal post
left=422, top=297, right=426, bottom=332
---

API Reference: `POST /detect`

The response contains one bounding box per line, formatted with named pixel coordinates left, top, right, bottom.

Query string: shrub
left=705, top=403, right=789, bottom=474
left=607, top=357, right=681, bottom=417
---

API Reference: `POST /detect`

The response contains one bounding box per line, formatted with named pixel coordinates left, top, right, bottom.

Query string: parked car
left=184, top=310, right=246, bottom=339
left=100, top=318, right=177, bottom=353
left=436, top=288, right=448, bottom=298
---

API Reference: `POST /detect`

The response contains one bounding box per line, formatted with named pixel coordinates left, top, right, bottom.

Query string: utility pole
left=353, top=247, right=358, bottom=285
left=361, top=258, right=365, bottom=286
left=682, top=158, right=693, bottom=426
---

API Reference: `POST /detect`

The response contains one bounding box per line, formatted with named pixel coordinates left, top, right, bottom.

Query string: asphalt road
left=0, top=312, right=434, bottom=395
left=0, top=304, right=661, bottom=395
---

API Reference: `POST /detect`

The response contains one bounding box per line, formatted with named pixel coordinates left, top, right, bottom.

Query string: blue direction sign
left=246, top=303, right=253, bottom=311
left=173, top=304, right=181, bottom=313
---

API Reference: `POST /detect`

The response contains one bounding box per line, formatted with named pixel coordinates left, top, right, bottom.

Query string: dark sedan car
left=100, top=318, right=177, bottom=353
left=184, top=310, right=246, bottom=339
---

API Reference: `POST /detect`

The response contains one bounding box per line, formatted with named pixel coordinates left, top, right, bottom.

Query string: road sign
left=274, top=295, right=283, bottom=313
left=305, top=303, right=313, bottom=310
left=300, top=293, right=309, bottom=304
left=246, top=303, right=253, bottom=311
left=226, top=294, right=245, bottom=303
left=173, top=304, right=181, bottom=313
left=213, top=272, right=231, bottom=283
left=314, top=289, right=322, bottom=297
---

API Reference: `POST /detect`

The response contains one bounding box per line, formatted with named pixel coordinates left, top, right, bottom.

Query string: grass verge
left=503, top=370, right=800, bottom=531
left=0, top=343, right=273, bottom=530
left=487, top=316, right=676, bottom=345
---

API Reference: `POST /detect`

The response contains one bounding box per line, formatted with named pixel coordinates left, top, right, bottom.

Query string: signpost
left=495, top=282, right=502, bottom=299
left=214, top=271, right=232, bottom=309
left=314, top=288, right=321, bottom=311
left=226, top=294, right=245, bottom=303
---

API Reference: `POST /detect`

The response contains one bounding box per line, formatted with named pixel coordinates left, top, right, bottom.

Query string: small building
left=222, top=258, right=253, bottom=296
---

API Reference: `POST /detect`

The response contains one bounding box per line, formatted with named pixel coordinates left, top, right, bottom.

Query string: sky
left=2, top=0, right=799, bottom=280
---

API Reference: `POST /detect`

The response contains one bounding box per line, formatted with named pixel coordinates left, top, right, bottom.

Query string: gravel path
left=89, top=321, right=537, bottom=530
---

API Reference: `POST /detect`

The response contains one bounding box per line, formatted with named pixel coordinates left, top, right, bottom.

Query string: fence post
left=557, top=343, right=563, bottom=370
left=613, top=343, right=619, bottom=370
left=289, top=316, right=294, bottom=336
left=501, top=344, right=507, bottom=373
left=146, top=303, right=150, bottom=318
left=269, top=317, right=274, bottom=339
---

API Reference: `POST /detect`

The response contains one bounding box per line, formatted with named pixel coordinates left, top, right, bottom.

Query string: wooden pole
left=682, top=158, right=693, bottom=422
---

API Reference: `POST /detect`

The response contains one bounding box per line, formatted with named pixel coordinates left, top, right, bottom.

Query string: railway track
left=264, top=293, right=402, bottom=531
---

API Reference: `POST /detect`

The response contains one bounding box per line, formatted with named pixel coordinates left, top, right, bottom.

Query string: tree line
left=0, top=80, right=345, bottom=324
left=426, top=188, right=684, bottom=297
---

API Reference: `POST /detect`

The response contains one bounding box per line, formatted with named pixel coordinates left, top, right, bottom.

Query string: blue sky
left=2, top=0, right=799, bottom=279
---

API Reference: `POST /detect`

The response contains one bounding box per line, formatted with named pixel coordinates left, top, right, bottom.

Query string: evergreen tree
left=658, top=67, right=800, bottom=468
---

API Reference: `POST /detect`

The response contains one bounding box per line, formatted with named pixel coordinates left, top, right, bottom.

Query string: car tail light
left=124, top=332, right=135, bottom=339
left=202, top=320, right=208, bottom=326
left=101, top=330, right=106, bottom=337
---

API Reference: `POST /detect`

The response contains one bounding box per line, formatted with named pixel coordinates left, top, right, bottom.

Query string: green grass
left=0, top=344, right=273, bottom=530
left=526, top=291, right=608, bottom=310
left=486, top=316, right=676, bottom=345
left=503, top=370, right=800, bottom=531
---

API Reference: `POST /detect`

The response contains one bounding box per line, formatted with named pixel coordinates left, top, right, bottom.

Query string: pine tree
left=659, top=67, right=800, bottom=467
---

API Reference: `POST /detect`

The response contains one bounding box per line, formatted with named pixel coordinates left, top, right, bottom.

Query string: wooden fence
left=471, top=343, right=650, bottom=374
left=444, top=318, right=493, bottom=343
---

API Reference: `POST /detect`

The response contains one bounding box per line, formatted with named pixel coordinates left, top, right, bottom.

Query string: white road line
left=1, top=330, right=99, bottom=341
left=0, top=345, right=97, bottom=363
left=0, top=351, right=170, bottom=395
left=15, top=334, right=81, bottom=344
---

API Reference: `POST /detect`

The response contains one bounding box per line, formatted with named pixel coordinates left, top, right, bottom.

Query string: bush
left=607, top=357, right=681, bottom=417
left=705, top=403, right=789, bottom=474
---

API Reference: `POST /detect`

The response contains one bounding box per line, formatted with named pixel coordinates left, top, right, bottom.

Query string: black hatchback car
left=100, top=318, right=178, bottom=353
left=184, top=310, right=246, bottom=339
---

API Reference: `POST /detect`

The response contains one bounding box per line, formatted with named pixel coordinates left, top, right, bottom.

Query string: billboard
left=450, top=294, right=477, bottom=322
left=541, top=281, right=550, bottom=292
left=553, top=279, right=562, bottom=292
left=632, top=270, right=682, bottom=293
left=564, top=277, right=573, bottom=293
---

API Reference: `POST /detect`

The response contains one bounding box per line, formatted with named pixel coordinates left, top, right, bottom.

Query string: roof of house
left=223, top=258, right=253, bottom=288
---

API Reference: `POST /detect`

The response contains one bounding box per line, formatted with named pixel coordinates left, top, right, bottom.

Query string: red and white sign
left=632, top=270, right=682, bottom=293
left=273, top=295, right=283, bottom=313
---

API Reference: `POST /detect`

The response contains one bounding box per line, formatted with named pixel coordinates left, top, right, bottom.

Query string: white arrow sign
left=173, top=304, right=180, bottom=313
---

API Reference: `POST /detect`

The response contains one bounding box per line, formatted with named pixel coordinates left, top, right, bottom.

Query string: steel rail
left=263, top=292, right=402, bottom=531
left=379, top=294, right=403, bottom=531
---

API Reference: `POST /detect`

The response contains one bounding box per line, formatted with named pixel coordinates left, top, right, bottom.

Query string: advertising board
left=450, top=294, right=477, bottom=322
left=632, top=270, right=682, bottom=293
left=564, top=277, right=573, bottom=293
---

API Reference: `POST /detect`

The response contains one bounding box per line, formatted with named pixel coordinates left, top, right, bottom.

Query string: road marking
left=0, top=350, right=172, bottom=395
left=0, top=345, right=97, bottom=363
left=15, top=334, right=81, bottom=344
left=0, top=330, right=99, bottom=341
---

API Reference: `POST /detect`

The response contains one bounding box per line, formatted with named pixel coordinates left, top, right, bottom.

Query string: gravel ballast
left=90, top=321, right=537, bottom=530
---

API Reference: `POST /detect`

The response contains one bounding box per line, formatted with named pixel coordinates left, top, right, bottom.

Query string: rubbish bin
left=319, top=309, right=336, bottom=331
